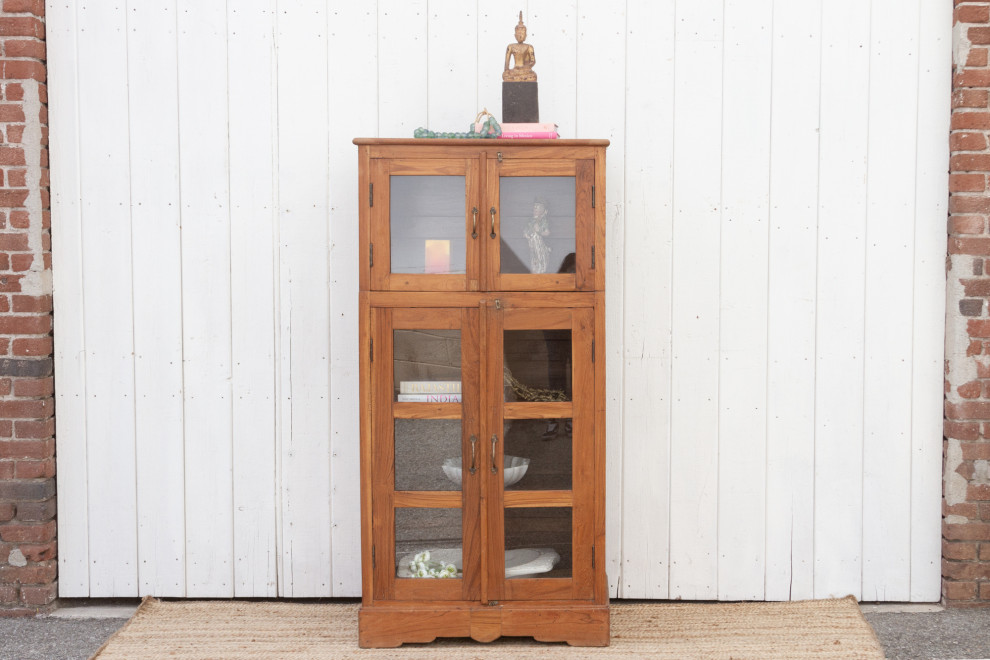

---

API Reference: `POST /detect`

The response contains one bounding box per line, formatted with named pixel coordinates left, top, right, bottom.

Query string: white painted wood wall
left=48, top=0, right=951, bottom=601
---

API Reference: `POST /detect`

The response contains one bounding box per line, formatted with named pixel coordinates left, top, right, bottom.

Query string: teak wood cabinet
left=355, top=138, right=609, bottom=647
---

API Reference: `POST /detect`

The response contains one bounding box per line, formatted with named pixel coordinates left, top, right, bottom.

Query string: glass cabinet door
left=370, top=159, right=481, bottom=292
left=486, top=159, right=596, bottom=292
left=372, top=307, right=481, bottom=601
left=486, top=304, right=596, bottom=601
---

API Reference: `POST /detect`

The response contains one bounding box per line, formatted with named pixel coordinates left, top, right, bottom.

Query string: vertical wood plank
left=228, top=0, right=278, bottom=597
left=764, top=0, right=822, bottom=602
left=528, top=0, right=577, bottom=137
left=77, top=2, right=138, bottom=597
left=328, top=0, right=378, bottom=597
left=48, top=0, right=89, bottom=596
left=177, top=0, right=234, bottom=597
left=620, top=0, right=675, bottom=600
left=910, top=0, right=952, bottom=602
left=427, top=0, right=477, bottom=132
left=127, top=0, right=186, bottom=597
left=717, top=0, right=772, bottom=602
left=275, top=0, right=332, bottom=597
left=476, top=0, right=503, bottom=116
left=576, top=1, right=625, bottom=598
left=813, top=0, right=870, bottom=601
left=668, top=0, right=723, bottom=600
left=378, top=0, right=427, bottom=135
left=861, top=0, right=920, bottom=602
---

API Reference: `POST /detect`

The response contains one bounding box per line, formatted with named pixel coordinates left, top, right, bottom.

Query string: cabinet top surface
left=353, top=138, right=609, bottom=147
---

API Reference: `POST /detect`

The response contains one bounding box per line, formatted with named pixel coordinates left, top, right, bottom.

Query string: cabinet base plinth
left=358, top=602, right=610, bottom=648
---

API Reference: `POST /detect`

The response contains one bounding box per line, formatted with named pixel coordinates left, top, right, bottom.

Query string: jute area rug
left=92, top=596, right=884, bottom=659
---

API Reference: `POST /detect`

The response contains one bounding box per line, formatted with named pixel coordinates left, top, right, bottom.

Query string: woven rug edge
left=89, top=595, right=158, bottom=660
left=843, top=593, right=886, bottom=657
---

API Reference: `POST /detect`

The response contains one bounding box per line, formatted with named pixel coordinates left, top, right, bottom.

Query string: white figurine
left=524, top=200, right=551, bottom=274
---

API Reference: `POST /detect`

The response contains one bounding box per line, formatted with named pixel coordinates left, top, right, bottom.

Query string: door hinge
left=591, top=185, right=596, bottom=208
left=369, top=182, right=374, bottom=207
left=372, top=545, right=376, bottom=568
left=591, top=245, right=596, bottom=269
left=369, top=243, right=374, bottom=267
left=370, top=337, right=374, bottom=362
left=592, top=546, right=596, bottom=568
left=592, top=339, right=595, bottom=363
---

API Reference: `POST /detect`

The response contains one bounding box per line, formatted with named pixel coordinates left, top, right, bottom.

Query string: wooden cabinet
left=355, top=139, right=609, bottom=648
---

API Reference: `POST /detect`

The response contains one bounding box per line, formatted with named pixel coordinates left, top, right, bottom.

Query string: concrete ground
left=0, top=600, right=988, bottom=659
left=861, top=603, right=990, bottom=660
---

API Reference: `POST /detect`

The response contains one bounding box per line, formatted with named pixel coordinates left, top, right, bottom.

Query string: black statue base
left=502, top=82, right=539, bottom=123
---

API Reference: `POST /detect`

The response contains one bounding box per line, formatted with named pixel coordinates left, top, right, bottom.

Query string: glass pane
left=499, top=176, right=576, bottom=275
left=395, top=508, right=462, bottom=579
left=390, top=175, right=466, bottom=275
left=504, top=507, right=571, bottom=579
left=503, top=418, right=571, bottom=491
left=394, top=329, right=461, bottom=402
left=503, top=329, right=571, bottom=403
left=395, top=419, right=462, bottom=491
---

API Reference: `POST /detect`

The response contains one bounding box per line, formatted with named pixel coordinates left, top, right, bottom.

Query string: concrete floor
left=0, top=600, right=988, bottom=659
left=862, top=604, right=990, bottom=660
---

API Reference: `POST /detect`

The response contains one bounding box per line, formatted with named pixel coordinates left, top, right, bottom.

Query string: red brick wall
left=945, top=0, right=990, bottom=608
left=0, top=0, right=54, bottom=615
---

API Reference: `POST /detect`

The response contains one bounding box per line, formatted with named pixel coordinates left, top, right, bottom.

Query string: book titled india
left=396, top=393, right=463, bottom=403
left=398, top=380, right=462, bottom=394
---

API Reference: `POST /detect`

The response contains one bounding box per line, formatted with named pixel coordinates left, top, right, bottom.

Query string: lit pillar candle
left=424, top=239, right=450, bottom=274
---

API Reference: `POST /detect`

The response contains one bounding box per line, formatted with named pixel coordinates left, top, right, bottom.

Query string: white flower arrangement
left=408, top=550, right=458, bottom=578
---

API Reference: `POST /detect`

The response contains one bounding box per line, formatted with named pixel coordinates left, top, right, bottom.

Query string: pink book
left=499, top=122, right=558, bottom=132
left=498, top=131, right=560, bottom=139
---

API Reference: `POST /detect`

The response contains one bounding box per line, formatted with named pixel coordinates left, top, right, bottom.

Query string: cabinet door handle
left=489, top=207, right=497, bottom=239
left=471, top=207, right=478, bottom=239
left=469, top=435, right=478, bottom=475
left=490, top=433, right=498, bottom=474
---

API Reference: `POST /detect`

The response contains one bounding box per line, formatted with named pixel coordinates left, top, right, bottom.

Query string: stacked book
left=498, top=122, right=559, bottom=139
left=397, top=381, right=462, bottom=403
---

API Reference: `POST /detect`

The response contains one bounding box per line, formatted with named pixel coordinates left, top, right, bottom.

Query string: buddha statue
left=503, top=12, right=537, bottom=82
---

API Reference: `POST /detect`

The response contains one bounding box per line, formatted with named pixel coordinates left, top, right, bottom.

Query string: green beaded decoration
left=414, top=115, right=502, bottom=139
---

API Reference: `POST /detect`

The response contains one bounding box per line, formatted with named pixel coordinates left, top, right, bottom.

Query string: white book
left=398, top=380, right=462, bottom=394
left=396, top=393, right=463, bottom=403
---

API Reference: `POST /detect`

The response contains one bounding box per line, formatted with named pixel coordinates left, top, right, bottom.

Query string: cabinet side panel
left=360, top=297, right=374, bottom=604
